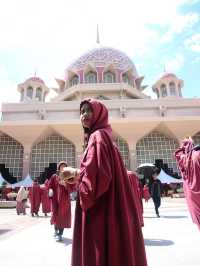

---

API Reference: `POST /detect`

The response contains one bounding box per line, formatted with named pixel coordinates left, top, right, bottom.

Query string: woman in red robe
left=175, top=137, right=200, bottom=230
left=40, top=179, right=51, bottom=216
left=48, top=161, right=74, bottom=241
left=62, top=99, right=147, bottom=266
left=127, top=170, right=144, bottom=227
left=29, top=178, right=41, bottom=217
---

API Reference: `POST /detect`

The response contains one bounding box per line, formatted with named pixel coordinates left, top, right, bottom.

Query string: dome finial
left=96, top=24, right=100, bottom=44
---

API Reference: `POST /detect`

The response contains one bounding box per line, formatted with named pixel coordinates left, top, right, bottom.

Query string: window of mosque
left=161, top=84, right=167, bottom=97
left=136, top=131, right=179, bottom=173
left=122, top=73, right=131, bottom=84
left=115, top=136, right=130, bottom=168
left=70, top=75, right=79, bottom=87
left=169, top=82, right=176, bottom=96
left=0, top=134, right=23, bottom=178
left=103, top=71, right=115, bottom=83
left=31, top=135, right=76, bottom=178
left=36, top=87, right=42, bottom=101
left=85, top=71, right=97, bottom=83
left=27, top=86, right=33, bottom=99
left=20, top=88, right=24, bottom=102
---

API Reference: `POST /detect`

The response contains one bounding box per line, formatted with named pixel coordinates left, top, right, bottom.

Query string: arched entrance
left=136, top=131, right=179, bottom=175
left=31, top=134, right=76, bottom=183
left=0, top=133, right=23, bottom=183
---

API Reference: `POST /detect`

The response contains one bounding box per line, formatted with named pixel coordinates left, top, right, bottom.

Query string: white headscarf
left=16, top=186, right=28, bottom=202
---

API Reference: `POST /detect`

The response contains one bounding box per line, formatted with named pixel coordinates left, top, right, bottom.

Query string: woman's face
left=80, top=103, right=93, bottom=129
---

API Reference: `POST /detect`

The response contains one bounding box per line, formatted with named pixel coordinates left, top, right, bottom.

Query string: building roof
left=67, top=46, right=138, bottom=76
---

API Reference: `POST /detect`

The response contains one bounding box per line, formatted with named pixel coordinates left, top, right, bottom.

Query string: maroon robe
left=48, top=174, right=73, bottom=228
left=127, top=170, right=144, bottom=227
left=40, top=180, right=51, bottom=214
left=72, top=99, right=147, bottom=266
left=29, top=182, right=41, bottom=214
left=175, top=138, right=200, bottom=230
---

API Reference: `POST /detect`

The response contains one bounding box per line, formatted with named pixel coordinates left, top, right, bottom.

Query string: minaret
left=152, top=72, right=184, bottom=99
left=96, top=24, right=100, bottom=44
left=17, top=77, right=49, bottom=102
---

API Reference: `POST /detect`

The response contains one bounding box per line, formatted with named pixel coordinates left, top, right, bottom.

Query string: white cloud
left=0, top=0, right=198, bottom=105
left=185, top=33, right=200, bottom=52
left=0, top=65, right=19, bottom=111
left=165, top=54, right=185, bottom=72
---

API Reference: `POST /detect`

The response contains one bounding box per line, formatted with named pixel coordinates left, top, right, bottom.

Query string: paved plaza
left=0, top=198, right=199, bottom=266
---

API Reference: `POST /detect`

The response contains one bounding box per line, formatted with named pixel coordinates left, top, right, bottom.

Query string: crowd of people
left=12, top=99, right=200, bottom=266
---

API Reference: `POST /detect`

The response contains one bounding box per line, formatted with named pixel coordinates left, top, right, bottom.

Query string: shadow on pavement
left=162, top=215, right=187, bottom=219
left=57, top=237, right=73, bottom=246
left=144, top=238, right=174, bottom=246
left=0, top=229, right=13, bottom=235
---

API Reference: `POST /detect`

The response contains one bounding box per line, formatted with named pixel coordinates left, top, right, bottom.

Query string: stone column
left=127, top=142, right=137, bottom=171
left=96, top=67, right=104, bottom=83
left=77, top=70, right=84, bottom=83
left=22, top=145, right=32, bottom=179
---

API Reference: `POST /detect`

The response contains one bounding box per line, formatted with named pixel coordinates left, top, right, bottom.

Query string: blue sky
left=0, top=0, right=200, bottom=107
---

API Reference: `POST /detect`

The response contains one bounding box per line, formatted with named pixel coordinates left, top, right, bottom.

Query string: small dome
left=159, top=72, right=177, bottom=79
left=25, top=77, right=45, bottom=84
left=67, top=47, right=138, bottom=76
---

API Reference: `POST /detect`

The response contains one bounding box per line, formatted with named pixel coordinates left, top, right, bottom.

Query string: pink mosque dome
left=67, top=46, right=138, bottom=77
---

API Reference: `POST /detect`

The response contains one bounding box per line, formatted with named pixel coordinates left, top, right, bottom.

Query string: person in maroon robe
left=40, top=179, right=51, bottom=216
left=48, top=161, right=74, bottom=241
left=127, top=170, right=144, bottom=227
left=29, top=178, right=41, bottom=217
left=175, top=137, right=200, bottom=230
left=61, top=99, right=147, bottom=266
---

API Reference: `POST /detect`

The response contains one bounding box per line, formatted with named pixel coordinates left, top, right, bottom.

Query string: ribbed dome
left=68, top=47, right=138, bottom=76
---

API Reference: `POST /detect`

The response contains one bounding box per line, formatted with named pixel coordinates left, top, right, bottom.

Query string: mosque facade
left=1, top=46, right=200, bottom=183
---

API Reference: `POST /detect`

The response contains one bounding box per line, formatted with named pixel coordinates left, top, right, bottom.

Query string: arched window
left=27, top=86, right=33, bottom=99
left=31, top=135, right=76, bottom=178
left=136, top=131, right=179, bottom=173
left=161, top=84, right=167, bottom=97
left=85, top=71, right=97, bottom=83
left=36, top=87, right=42, bottom=101
left=103, top=71, right=115, bottom=83
left=122, top=73, right=131, bottom=84
left=20, top=88, right=24, bottom=102
left=169, top=82, right=176, bottom=96
left=70, top=75, right=79, bottom=87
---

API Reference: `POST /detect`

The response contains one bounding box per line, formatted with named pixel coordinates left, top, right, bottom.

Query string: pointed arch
left=0, top=132, right=24, bottom=180
left=136, top=130, right=179, bottom=173
left=31, top=134, right=76, bottom=178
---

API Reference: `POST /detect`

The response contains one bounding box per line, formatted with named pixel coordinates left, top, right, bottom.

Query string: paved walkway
left=0, top=198, right=200, bottom=266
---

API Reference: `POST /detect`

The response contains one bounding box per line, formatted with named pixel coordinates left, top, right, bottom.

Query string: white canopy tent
left=157, top=169, right=183, bottom=184
left=7, top=174, right=33, bottom=188
left=0, top=172, right=10, bottom=186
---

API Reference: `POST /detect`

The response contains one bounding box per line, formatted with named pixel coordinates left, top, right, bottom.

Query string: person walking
left=150, top=169, right=162, bottom=217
